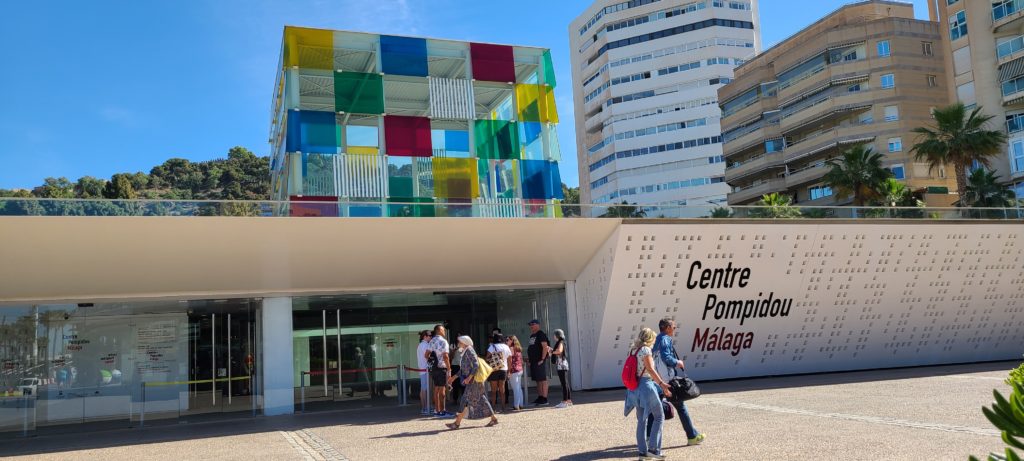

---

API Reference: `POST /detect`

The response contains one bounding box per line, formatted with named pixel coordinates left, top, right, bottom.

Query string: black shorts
left=487, top=370, right=507, bottom=382
left=430, top=368, right=449, bottom=387
left=530, top=362, right=547, bottom=381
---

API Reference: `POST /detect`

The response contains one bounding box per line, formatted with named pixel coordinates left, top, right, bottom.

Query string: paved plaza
left=0, top=361, right=1016, bottom=460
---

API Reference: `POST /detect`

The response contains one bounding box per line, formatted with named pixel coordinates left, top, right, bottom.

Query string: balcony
left=780, top=96, right=872, bottom=136
left=727, top=177, right=786, bottom=204
left=994, top=0, right=1024, bottom=32
left=725, top=152, right=785, bottom=183
left=785, top=161, right=829, bottom=188
left=722, top=96, right=778, bottom=130
left=777, top=63, right=829, bottom=103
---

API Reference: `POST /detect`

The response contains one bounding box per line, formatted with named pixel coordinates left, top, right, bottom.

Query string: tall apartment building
left=269, top=27, right=564, bottom=217
left=931, top=0, right=1024, bottom=200
left=720, top=0, right=955, bottom=206
left=569, top=0, right=760, bottom=215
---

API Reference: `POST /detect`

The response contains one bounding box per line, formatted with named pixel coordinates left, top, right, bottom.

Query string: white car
left=18, top=378, right=40, bottom=397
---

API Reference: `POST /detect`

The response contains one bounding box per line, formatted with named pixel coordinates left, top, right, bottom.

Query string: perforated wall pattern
left=574, top=223, right=1024, bottom=389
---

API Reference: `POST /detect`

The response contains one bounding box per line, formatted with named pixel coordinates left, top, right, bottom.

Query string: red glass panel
left=470, top=43, right=516, bottom=83
left=289, top=195, right=338, bottom=217
left=384, top=115, right=432, bottom=157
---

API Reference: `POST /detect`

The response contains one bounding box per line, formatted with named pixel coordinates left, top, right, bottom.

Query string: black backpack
left=427, top=351, right=439, bottom=369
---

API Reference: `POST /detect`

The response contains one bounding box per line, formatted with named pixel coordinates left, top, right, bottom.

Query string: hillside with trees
left=0, top=147, right=269, bottom=201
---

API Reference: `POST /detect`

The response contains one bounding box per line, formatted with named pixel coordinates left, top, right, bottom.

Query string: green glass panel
left=388, top=176, right=414, bottom=197
left=334, top=71, right=385, bottom=114
left=474, top=120, right=520, bottom=160
left=387, top=197, right=435, bottom=217
left=542, top=50, right=556, bottom=88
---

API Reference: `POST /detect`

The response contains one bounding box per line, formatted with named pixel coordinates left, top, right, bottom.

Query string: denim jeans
left=509, top=371, right=524, bottom=408
left=647, top=398, right=700, bottom=439
left=635, top=377, right=664, bottom=455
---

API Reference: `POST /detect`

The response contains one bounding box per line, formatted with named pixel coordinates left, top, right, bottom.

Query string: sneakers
left=687, top=433, right=706, bottom=446
left=533, top=397, right=549, bottom=406
left=639, top=452, right=665, bottom=460
left=420, top=409, right=431, bottom=416
left=555, top=401, right=573, bottom=408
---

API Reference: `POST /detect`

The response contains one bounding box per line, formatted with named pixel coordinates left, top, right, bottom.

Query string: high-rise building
left=269, top=27, right=564, bottom=217
left=931, top=0, right=1024, bottom=200
left=569, top=0, right=760, bottom=216
left=720, top=0, right=956, bottom=206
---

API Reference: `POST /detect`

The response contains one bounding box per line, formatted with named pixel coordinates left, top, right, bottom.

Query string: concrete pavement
left=0, top=361, right=1015, bottom=460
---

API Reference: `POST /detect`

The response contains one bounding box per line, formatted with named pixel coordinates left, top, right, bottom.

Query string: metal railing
left=0, top=198, right=1021, bottom=220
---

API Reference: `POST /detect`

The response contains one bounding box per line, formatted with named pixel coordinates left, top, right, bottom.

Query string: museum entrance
left=291, top=287, right=567, bottom=412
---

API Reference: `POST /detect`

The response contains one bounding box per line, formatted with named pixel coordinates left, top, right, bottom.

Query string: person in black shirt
left=527, top=319, right=550, bottom=406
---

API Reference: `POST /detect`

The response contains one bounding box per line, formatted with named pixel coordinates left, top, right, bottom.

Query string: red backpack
left=621, top=349, right=640, bottom=390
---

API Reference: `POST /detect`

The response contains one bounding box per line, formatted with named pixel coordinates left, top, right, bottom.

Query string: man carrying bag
left=651, top=318, right=706, bottom=446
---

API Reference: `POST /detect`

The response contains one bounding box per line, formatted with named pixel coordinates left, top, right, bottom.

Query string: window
left=953, top=46, right=972, bottom=75
left=880, top=73, right=895, bottom=89
left=888, top=137, right=903, bottom=152
left=927, top=75, right=937, bottom=87
left=848, top=83, right=862, bottom=92
left=809, top=185, right=833, bottom=200
left=994, top=0, right=1022, bottom=21
left=889, top=164, right=906, bottom=180
left=1002, top=75, right=1024, bottom=97
left=1007, top=113, right=1024, bottom=134
left=877, top=40, right=891, bottom=57
left=949, top=10, right=967, bottom=41
left=884, top=106, right=900, bottom=122
left=859, top=112, right=874, bottom=124
left=922, top=41, right=933, bottom=56
left=957, top=81, right=977, bottom=106
left=1011, top=140, right=1024, bottom=173
left=947, top=0, right=958, bottom=4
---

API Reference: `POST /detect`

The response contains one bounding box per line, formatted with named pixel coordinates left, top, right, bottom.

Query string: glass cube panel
left=384, top=75, right=430, bottom=117
left=387, top=156, right=414, bottom=197
left=387, top=197, right=435, bottom=217
left=432, top=158, right=479, bottom=199
left=431, top=120, right=471, bottom=158
left=380, top=35, right=428, bottom=77
left=435, top=198, right=474, bottom=217
left=426, top=39, right=469, bottom=79
left=474, top=120, right=520, bottom=160
left=283, top=27, right=334, bottom=69
left=520, top=160, right=563, bottom=200
left=344, top=121, right=380, bottom=155
left=473, top=82, right=515, bottom=121
left=384, top=115, right=432, bottom=157
left=542, top=50, right=556, bottom=88
left=302, top=153, right=338, bottom=197
left=286, top=110, right=339, bottom=154
left=478, top=159, right=519, bottom=199
left=334, top=71, right=385, bottom=114
left=515, top=84, right=558, bottom=123
left=289, top=195, right=338, bottom=217
left=470, top=43, right=516, bottom=83
left=345, top=201, right=383, bottom=217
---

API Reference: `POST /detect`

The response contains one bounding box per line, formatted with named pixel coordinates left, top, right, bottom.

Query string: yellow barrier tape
left=144, top=376, right=252, bottom=387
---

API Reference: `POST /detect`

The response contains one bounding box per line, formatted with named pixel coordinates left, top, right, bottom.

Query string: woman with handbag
left=551, top=329, right=573, bottom=408
left=445, top=336, right=498, bottom=429
left=486, top=333, right=511, bottom=412
left=631, top=328, right=672, bottom=460
left=506, top=335, right=525, bottom=411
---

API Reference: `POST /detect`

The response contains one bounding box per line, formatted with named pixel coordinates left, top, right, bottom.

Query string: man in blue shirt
left=651, top=317, right=705, bottom=446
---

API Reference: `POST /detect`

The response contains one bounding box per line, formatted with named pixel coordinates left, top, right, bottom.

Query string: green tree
left=560, top=183, right=580, bottom=217
left=708, top=207, right=733, bottom=218
left=823, top=145, right=891, bottom=206
left=877, top=178, right=920, bottom=207
left=970, top=364, right=1024, bottom=461
left=600, top=201, right=647, bottom=218
left=103, top=174, right=138, bottom=199
left=960, top=168, right=1017, bottom=208
left=74, top=176, right=107, bottom=198
left=910, top=103, right=1008, bottom=203
left=748, top=192, right=802, bottom=219
left=34, top=177, right=75, bottom=198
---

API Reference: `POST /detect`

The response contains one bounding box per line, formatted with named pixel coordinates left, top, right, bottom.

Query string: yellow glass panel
left=514, top=84, right=558, bottom=123
left=283, top=26, right=334, bottom=69
left=347, top=146, right=379, bottom=155
left=432, top=158, right=479, bottom=199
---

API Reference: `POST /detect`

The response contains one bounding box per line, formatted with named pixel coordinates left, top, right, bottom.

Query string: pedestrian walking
left=445, top=336, right=499, bottom=429
left=527, top=319, right=550, bottom=406
left=450, top=334, right=465, bottom=404
left=415, top=330, right=432, bottom=415
left=551, top=329, right=573, bottom=408
left=632, top=327, right=673, bottom=460
left=486, top=333, right=511, bottom=412
left=425, top=325, right=453, bottom=417
left=507, top=335, right=524, bottom=411
left=652, top=317, right=705, bottom=446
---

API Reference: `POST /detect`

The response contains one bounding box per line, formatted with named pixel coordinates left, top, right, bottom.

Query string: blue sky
left=0, top=0, right=929, bottom=190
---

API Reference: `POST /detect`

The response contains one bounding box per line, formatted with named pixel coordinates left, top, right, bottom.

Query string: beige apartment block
left=931, top=0, right=1024, bottom=200
left=720, top=0, right=956, bottom=206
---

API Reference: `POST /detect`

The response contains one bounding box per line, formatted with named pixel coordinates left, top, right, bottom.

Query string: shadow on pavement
left=0, top=360, right=1014, bottom=457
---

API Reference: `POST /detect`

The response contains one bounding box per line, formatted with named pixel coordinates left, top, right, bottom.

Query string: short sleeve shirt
left=636, top=346, right=653, bottom=378
left=487, top=343, right=512, bottom=370
left=528, top=330, right=549, bottom=362
left=428, top=336, right=450, bottom=369
left=416, top=340, right=430, bottom=371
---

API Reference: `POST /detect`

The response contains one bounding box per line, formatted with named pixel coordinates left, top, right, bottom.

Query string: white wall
left=261, top=297, right=294, bottom=416
left=577, top=222, right=1024, bottom=388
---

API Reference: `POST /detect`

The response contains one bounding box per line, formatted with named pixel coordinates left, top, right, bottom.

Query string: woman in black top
left=551, top=329, right=572, bottom=408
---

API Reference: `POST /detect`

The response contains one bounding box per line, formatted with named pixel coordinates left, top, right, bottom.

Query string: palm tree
left=960, top=168, right=1017, bottom=207
left=877, top=178, right=920, bottom=207
left=910, top=103, right=1008, bottom=201
left=748, top=192, right=802, bottom=218
left=600, top=201, right=647, bottom=218
left=823, top=145, right=891, bottom=206
left=708, top=207, right=733, bottom=218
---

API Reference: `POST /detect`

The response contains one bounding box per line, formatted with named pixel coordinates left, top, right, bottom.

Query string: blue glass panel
left=520, top=122, right=542, bottom=144
left=348, top=204, right=383, bottom=217
left=445, top=130, right=470, bottom=152
left=286, top=110, right=301, bottom=152
left=286, top=110, right=339, bottom=154
left=521, top=160, right=563, bottom=200
left=380, top=35, right=428, bottom=77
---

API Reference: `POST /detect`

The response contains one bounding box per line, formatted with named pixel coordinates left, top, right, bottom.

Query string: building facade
left=569, top=0, right=760, bottom=216
left=269, top=27, right=564, bottom=218
left=931, top=0, right=1024, bottom=201
left=720, top=1, right=956, bottom=206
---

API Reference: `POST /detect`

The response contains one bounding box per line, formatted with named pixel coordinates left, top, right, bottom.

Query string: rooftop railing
left=0, top=198, right=1021, bottom=220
